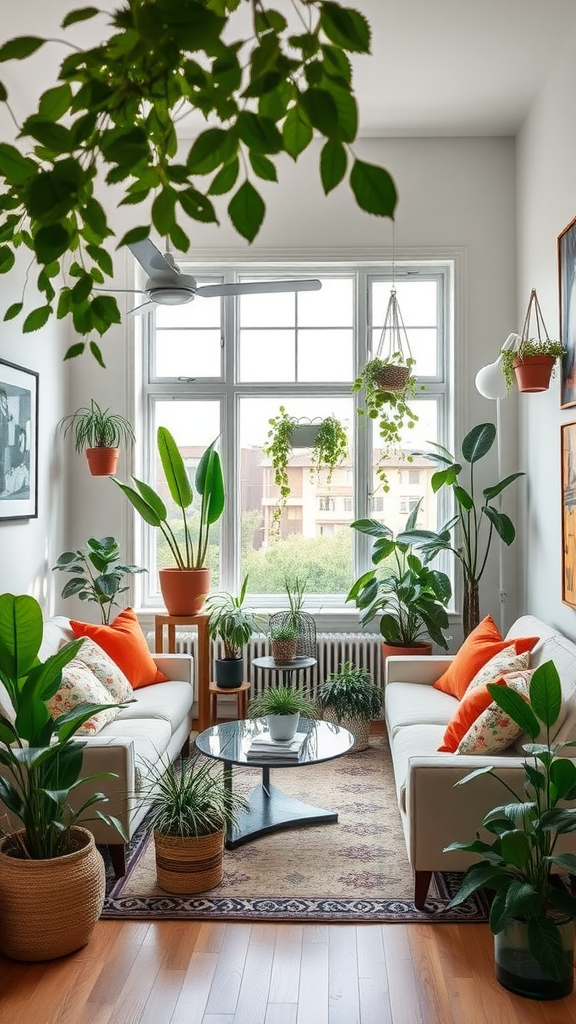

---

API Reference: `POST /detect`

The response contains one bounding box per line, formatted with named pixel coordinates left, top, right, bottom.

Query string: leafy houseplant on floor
left=317, top=661, right=383, bottom=752
left=399, top=422, right=523, bottom=637
left=352, top=354, right=420, bottom=490
left=52, top=535, right=147, bottom=625
left=248, top=686, right=317, bottom=741
left=142, top=756, right=249, bottom=894
left=445, top=660, right=576, bottom=1000
left=263, top=408, right=348, bottom=532
left=58, top=399, right=135, bottom=476
left=348, top=500, right=452, bottom=656
left=114, top=426, right=224, bottom=615
left=0, top=593, right=126, bottom=961
left=206, top=574, right=262, bottom=689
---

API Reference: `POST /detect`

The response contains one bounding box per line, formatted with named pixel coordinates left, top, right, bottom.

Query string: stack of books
left=246, top=731, right=307, bottom=761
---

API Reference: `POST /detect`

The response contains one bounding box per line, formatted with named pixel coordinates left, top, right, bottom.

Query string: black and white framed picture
left=0, top=358, right=38, bottom=520
left=558, top=215, right=576, bottom=408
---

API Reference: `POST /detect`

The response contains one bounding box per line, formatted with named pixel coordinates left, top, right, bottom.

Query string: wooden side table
left=154, top=613, right=210, bottom=732
left=209, top=681, right=251, bottom=724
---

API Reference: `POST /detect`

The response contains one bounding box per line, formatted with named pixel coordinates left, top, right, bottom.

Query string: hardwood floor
left=1, top=921, right=576, bottom=1023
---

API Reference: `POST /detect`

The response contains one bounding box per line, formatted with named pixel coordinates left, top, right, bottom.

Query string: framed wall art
left=0, top=358, right=38, bottom=520
left=558, top=215, right=576, bottom=408
left=562, top=421, right=576, bottom=608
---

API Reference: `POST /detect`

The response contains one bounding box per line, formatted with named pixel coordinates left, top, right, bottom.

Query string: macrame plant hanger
left=520, top=287, right=551, bottom=346
left=374, top=223, right=413, bottom=392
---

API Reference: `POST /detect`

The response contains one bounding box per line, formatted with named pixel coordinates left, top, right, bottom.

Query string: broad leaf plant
left=0, top=1, right=397, bottom=363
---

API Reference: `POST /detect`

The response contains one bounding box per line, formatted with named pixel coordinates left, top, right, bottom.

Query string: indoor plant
left=52, top=535, right=147, bottom=625
left=445, top=660, right=576, bottom=1000
left=269, top=621, right=299, bottom=665
left=0, top=592, right=125, bottom=960
left=114, top=426, right=224, bottom=614
left=141, top=755, right=249, bottom=894
left=206, top=574, right=262, bottom=688
left=399, top=422, right=523, bottom=637
left=500, top=338, right=566, bottom=394
left=248, top=685, right=317, bottom=741
left=317, top=661, right=383, bottom=751
left=348, top=500, right=452, bottom=654
left=263, top=408, right=348, bottom=531
left=58, top=399, right=135, bottom=476
left=352, top=354, right=420, bottom=489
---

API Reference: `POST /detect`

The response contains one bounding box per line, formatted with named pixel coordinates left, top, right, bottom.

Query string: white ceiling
left=3, top=0, right=576, bottom=138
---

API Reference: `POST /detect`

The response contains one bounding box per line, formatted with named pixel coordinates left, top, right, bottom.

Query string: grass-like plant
left=248, top=686, right=317, bottom=718
left=58, top=399, right=135, bottom=452
left=269, top=622, right=299, bottom=643
left=317, top=661, right=383, bottom=722
left=143, top=756, right=249, bottom=839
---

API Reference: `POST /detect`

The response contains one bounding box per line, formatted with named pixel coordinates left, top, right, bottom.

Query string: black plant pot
left=214, top=657, right=244, bottom=689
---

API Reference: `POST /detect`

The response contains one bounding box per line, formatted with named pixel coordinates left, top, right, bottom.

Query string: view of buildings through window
left=141, top=263, right=450, bottom=605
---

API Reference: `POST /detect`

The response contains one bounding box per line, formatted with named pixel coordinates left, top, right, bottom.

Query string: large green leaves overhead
left=0, top=0, right=397, bottom=361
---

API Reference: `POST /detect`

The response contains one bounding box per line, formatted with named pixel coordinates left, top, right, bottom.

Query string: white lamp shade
left=475, top=360, right=507, bottom=400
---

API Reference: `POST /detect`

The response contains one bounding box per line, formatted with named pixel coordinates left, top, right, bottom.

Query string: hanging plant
left=263, top=407, right=349, bottom=532
left=500, top=289, right=566, bottom=393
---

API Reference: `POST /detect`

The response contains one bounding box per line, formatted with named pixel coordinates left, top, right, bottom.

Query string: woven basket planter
left=322, top=708, right=371, bottom=752
left=154, top=828, right=225, bottom=894
left=0, top=826, right=105, bottom=961
left=270, top=639, right=297, bottom=664
left=374, top=364, right=411, bottom=393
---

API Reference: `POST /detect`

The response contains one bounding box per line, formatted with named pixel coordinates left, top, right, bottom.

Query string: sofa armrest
left=152, top=653, right=194, bottom=685
left=385, top=655, right=455, bottom=686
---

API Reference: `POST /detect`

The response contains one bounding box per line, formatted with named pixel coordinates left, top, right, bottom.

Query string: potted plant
left=58, top=399, right=135, bottom=476
left=248, top=685, right=317, bottom=741
left=348, top=499, right=452, bottom=656
left=263, top=408, right=348, bottom=531
left=500, top=288, right=566, bottom=394
left=52, top=536, right=147, bottom=625
left=140, top=755, right=249, bottom=894
left=445, top=660, right=576, bottom=1000
left=206, top=574, right=262, bottom=688
left=400, top=423, right=523, bottom=637
left=269, top=621, right=299, bottom=665
left=317, top=661, right=383, bottom=752
left=0, top=592, right=126, bottom=961
left=114, top=426, right=224, bottom=615
left=352, top=355, right=420, bottom=489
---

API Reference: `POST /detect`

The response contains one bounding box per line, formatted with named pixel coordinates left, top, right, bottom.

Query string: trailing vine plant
left=0, top=1, right=397, bottom=364
left=352, top=354, right=420, bottom=490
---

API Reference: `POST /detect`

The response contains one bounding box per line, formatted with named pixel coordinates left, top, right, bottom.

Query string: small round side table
left=209, top=680, right=251, bottom=724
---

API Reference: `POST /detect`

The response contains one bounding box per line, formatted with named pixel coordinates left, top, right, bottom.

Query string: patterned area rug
left=101, top=735, right=489, bottom=923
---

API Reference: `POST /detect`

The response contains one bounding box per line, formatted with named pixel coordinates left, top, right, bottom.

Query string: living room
left=2, top=0, right=576, bottom=1019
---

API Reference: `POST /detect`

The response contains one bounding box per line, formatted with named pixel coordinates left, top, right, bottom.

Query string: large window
left=139, top=262, right=451, bottom=607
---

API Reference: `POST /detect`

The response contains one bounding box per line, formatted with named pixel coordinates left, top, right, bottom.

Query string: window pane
left=152, top=401, right=221, bottom=589
left=298, top=329, right=352, bottom=382
left=240, top=330, right=295, bottom=382
left=240, top=289, right=296, bottom=328
left=239, top=396, right=354, bottom=595
left=297, top=277, right=353, bottom=326
left=372, top=398, right=439, bottom=537
left=371, top=327, right=437, bottom=376
left=155, top=329, right=222, bottom=378
left=371, top=278, right=439, bottom=376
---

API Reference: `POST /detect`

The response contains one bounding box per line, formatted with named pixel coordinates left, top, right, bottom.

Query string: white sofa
left=1, top=616, right=195, bottom=876
left=385, top=615, right=576, bottom=908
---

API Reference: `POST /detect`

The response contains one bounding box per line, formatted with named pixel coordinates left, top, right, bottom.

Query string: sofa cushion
left=73, top=637, right=134, bottom=702
left=115, top=680, right=193, bottom=734
left=46, top=659, right=122, bottom=735
left=433, top=616, right=538, bottom=700
left=385, top=681, right=458, bottom=739
left=70, top=608, right=169, bottom=689
left=438, top=679, right=507, bottom=752
left=467, top=646, right=531, bottom=692
left=39, top=616, right=75, bottom=661
left=457, top=671, right=532, bottom=754
left=94, top=717, right=173, bottom=784
left=390, top=723, right=448, bottom=813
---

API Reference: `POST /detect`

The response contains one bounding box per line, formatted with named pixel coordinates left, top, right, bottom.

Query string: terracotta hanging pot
left=513, top=355, right=555, bottom=393
left=159, top=567, right=211, bottom=615
left=381, top=640, right=433, bottom=660
left=85, top=447, right=120, bottom=476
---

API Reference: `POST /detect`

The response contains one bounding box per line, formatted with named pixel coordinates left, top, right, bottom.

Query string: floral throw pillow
left=74, top=637, right=134, bottom=702
left=46, top=659, right=121, bottom=735
left=466, top=646, right=531, bottom=694
left=456, top=670, right=533, bottom=755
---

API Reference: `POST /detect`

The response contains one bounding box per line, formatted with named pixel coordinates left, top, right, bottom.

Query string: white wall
left=516, top=23, right=576, bottom=638
left=67, top=135, right=519, bottom=640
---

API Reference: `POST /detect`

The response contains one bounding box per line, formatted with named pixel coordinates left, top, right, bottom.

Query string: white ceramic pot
left=267, top=712, right=299, bottom=741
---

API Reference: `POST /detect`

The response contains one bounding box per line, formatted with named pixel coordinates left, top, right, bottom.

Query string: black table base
left=224, top=764, right=337, bottom=848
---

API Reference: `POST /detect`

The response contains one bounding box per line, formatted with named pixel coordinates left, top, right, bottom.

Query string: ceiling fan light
left=147, top=287, right=195, bottom=305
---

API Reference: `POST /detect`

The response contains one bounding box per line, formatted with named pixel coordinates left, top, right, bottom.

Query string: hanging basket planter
left=373, top=362, right=411, bottom=393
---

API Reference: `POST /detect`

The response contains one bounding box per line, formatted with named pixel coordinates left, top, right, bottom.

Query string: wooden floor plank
left=233, top=924, right=276, bottom=1024
left=170, top=951, right=220, bottom=1024
left=137, top=968, right=186, bottom=1024
left=264, top=1005, right=298, bottom=1024
left=381, top=926, right=424, bottom=1024
left=328, top=925, right=359, bottom=1024
left=204, top=923, right=252, bottom=1016
left=269, top=925, right=303, bottom=1005
left=356, top=925, right=392, bottom=1024
left=142, top=920, right=202, bottom=969
left=407, top=925, right=455, bottom=1024
left=297, top=930, right=329, bottom=1024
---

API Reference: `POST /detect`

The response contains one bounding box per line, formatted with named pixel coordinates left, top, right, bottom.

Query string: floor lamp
left=474, top=334, right=518, bottom=636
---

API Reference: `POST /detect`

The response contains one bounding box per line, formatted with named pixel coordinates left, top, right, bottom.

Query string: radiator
left=155, top=631, right=384, bottom=704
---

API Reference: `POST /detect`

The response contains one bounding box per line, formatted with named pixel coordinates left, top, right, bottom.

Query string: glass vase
left=494, top=919, right=574, bottom=1000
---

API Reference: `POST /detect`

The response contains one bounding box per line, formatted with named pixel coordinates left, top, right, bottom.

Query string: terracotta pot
left=513, top=354, right=555, bottom=393
left=159, top=567, right=211, bottom=615
left=0, top=826, right=105, bottom=961
left=85, top=447, right=120, bottom=476
left=381, top=640, right=433, bottom=660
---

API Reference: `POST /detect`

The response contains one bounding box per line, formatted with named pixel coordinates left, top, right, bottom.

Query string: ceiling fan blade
left=127, top=238, right=180, bottom=282
left=127, top=300, right=154, bottom=316
left=194, top=279, right=322, bottom=298
left=93, top=287, right=147, bottom=294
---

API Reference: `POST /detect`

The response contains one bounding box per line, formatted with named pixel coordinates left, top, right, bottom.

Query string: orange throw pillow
left=438, top=679, right=506, bottom=752
left=70, top=608, right=169, bottom=690
left=433, top=616, right=538, bottom=701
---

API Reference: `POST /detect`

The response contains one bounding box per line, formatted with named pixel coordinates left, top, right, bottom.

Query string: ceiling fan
left=117, top=239, right=322, bottom=314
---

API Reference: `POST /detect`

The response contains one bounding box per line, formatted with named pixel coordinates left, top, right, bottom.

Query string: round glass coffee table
left=195, top=717, right=354, bottom=849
